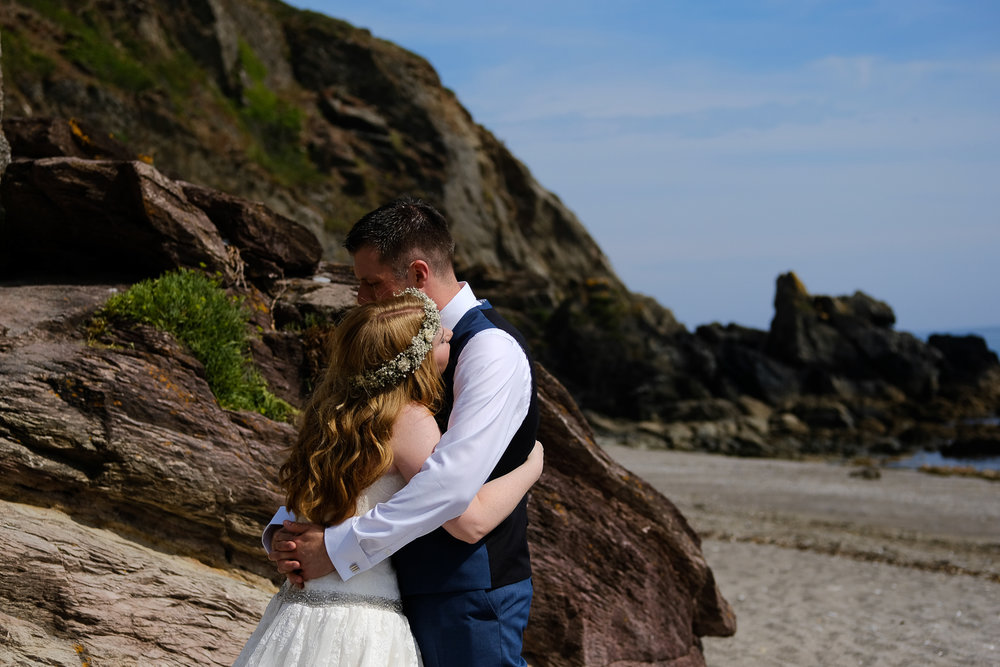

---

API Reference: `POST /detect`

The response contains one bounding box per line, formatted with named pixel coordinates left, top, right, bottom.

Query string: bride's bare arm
left=392, top=405, right=544, bottom=544
left=442, top=440, right=543, bottom=543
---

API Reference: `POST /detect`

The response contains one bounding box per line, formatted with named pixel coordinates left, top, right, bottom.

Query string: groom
left=266, top=196, right=540, bottom=666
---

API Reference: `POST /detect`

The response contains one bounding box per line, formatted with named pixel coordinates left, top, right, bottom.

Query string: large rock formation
left=0, top=146, right=734, bottom=664
left=595, top=273, right=1000, bottom=459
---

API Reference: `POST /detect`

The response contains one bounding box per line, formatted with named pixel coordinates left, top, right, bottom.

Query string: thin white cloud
left=468, top=54, right=1000, bottom=126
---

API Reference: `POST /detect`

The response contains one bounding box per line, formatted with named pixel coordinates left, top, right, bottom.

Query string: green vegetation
left=14, top=1, right=205, bottom=100
left=100, top=269, right=295, bottom=421
left=1, top=29, right=57, bottom=83
left=29, top=2, right=155, bottom=92
left=236, top=39, right=319, bottom=184
left=64, top=27, right=153, bottom=92
left=150, top=49, right=207, bottom=106
left=14, top=0, right=319, bottom=186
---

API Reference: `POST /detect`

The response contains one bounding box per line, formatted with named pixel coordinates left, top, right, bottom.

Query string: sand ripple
left=601, top=445, right=999, bottom=666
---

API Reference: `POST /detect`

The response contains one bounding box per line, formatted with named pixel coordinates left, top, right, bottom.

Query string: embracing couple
left=233, top=197, right=542, bottom=666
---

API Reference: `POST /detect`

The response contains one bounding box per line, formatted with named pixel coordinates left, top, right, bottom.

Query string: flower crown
left=350, top=288, right=441, bottom=392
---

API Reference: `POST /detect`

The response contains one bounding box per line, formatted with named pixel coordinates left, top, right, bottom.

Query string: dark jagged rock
left=576, top=271, right=1000, bottom=460
left=570, top=271, right=997, bottom=460
left=181, top=181, right=323, bottom=281
left=929, top=334, right=1000, bottom=385
left=766, top=272, right=911, bottom=376
left=764, top=271, right=943, bottom=400
left=1, top=157, right=232, bottom=280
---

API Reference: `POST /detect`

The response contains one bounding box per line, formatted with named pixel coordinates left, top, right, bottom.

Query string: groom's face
left=352, top=244, right=407, bottom=304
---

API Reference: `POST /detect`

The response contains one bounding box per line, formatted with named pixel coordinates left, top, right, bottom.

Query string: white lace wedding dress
left=233, top=473, right=422, bottom=666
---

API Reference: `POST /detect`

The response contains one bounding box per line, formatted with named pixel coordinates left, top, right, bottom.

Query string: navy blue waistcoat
left=393, top=301, right=540, bottom=595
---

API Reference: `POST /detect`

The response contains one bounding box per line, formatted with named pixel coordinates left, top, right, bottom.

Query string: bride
left=233, top=289, right=543, bottom=666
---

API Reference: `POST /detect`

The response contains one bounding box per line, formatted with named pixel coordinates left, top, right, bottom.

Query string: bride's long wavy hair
left=279, top=292, right=444, bottom=525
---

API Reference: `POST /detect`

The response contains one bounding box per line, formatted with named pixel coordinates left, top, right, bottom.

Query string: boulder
left=526, top=366, right=736, bottom=665
left=181, top=181, right=323, bottom=282
left=0, top=157, right=232, bottom=280
left=0, top=284, right=292, bottom=573
left=0, top=500, right=272, bottom=666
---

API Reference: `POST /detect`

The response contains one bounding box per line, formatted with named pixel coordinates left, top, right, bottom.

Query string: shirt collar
left=439, top=282, right=478, bottom=330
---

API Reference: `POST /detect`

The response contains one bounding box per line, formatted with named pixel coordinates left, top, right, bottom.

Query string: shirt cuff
left=324, top=517, right=371, bottom=581
left=261, top=506, right=296, bottom=554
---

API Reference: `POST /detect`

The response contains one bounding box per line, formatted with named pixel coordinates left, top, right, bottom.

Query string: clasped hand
left=268, top=520, right=335, bottom=587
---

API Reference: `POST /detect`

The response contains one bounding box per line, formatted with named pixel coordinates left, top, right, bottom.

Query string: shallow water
left=886, top=450, right=1000, bottom=472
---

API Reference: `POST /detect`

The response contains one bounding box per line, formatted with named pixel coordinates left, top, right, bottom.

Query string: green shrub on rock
left=101, top=268, right=294, bottom=422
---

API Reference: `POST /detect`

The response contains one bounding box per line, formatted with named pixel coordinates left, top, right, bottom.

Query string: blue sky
left=288, top=1, right=999, bottom=333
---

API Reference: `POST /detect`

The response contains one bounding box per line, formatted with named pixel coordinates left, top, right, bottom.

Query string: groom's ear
left=408, top=259, right=431, bottom=288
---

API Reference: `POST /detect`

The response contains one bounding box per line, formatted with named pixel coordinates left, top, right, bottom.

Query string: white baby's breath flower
left=351, top=288, right=442, bottom=392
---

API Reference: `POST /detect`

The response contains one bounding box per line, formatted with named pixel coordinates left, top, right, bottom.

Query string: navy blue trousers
left=402, top=578, right=532, bottom=667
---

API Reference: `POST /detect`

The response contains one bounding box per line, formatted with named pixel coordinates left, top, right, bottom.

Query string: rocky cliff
left=0, top=0, right=690, bottom=416
left=0, top=0, right=622, bottom=297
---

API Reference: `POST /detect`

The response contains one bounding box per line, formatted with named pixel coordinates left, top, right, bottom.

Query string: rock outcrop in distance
left=0, top=121, right=734, bottom=664
left=631, top=273, right=1000, bottom=460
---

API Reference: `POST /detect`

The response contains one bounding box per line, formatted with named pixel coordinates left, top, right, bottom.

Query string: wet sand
left=600, top=444, right=1000, bottom=667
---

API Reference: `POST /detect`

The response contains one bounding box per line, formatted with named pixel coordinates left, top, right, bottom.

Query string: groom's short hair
left=345, top=196, right=456, bottom=279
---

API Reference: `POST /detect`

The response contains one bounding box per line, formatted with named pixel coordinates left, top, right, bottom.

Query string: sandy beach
left=600, top=444, right=1000, bottom=667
